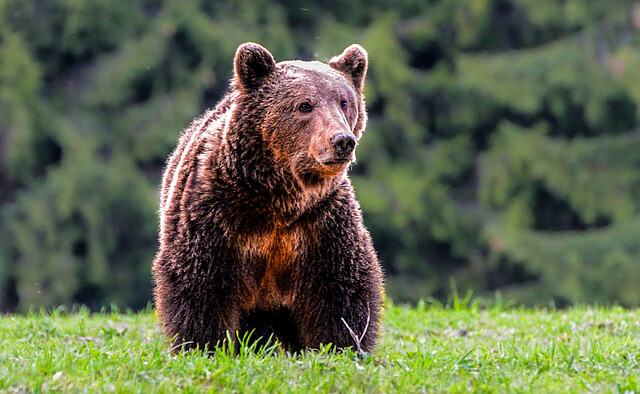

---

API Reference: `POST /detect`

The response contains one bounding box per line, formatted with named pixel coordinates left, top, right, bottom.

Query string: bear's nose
left=330, top=133, right=356, bottom=156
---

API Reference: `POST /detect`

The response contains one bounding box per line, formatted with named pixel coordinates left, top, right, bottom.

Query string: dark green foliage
left=2, top=0, right=640, bottom=311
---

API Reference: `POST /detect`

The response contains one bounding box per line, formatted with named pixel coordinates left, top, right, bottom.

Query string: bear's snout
left=330, top=132, right=356, bottom=157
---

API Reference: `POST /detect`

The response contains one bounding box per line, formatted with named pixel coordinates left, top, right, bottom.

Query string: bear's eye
left=298, top=102, right=313, bottom=113
left=340, top=100, right=348, bottom=109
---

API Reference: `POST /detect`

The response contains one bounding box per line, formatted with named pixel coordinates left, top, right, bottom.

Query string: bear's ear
left=328, top=44, right=368, bottom=93
left=234, top=42, right=276, bottom=89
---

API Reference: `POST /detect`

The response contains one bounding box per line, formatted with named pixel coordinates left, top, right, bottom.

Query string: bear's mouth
left=321, top=157, right=353, bottom=171
left=323, top=158, right=350, bottom=165
left=315, top=158, right=353, bottom=177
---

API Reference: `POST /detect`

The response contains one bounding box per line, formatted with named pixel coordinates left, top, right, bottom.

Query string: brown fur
left=152, top=42, right=384, bottom=353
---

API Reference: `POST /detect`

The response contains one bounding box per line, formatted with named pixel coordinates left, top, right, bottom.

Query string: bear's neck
left=220, top=115, right=341, bottom=229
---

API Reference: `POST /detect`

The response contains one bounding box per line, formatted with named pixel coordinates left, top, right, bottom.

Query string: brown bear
left=152, top=42, right=384, bottom=353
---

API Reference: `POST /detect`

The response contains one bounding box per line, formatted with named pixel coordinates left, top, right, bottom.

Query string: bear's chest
left=237, top=226, right=306, bottom=309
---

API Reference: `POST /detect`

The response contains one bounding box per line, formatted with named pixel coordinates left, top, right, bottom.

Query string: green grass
left=2, top=301, right=640, bottom=392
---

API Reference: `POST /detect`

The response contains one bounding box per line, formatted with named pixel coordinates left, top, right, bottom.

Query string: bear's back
left=158, top=94, right=234, bottom=240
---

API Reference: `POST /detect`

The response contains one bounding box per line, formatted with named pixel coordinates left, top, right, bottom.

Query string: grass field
left=1, top=299, right=639, bottom=392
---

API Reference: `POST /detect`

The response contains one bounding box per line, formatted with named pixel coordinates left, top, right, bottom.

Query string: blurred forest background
left=2, top=0, right=640, bottom=312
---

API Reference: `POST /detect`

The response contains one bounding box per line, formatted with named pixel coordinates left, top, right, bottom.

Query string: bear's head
left=231, top=42, right=368, bottom=188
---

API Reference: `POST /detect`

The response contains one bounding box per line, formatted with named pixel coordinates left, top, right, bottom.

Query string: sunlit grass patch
left=1, top=302, right=639, bottom=392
